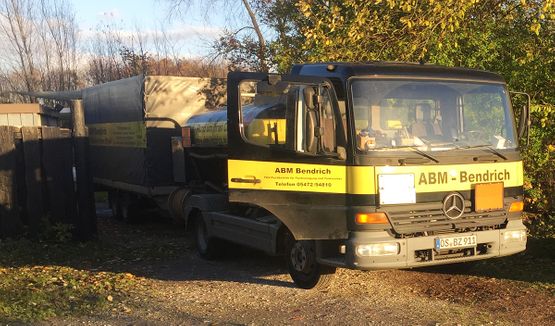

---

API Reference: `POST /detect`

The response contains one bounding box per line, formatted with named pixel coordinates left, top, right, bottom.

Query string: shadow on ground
left=0, top=202, right=295, bottom=289
left=408, top=237, right=554, bottom=285
left=0, top=201, right=553, bottom=288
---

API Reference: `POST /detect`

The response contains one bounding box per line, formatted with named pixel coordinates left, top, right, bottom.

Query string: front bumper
left=337, top=220, right=526, bottom=270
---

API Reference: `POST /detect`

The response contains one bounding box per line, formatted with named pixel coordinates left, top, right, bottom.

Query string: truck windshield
left=351, top=78, right=517, bottom=152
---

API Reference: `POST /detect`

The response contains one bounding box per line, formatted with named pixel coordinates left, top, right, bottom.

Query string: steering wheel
left=463, top=130, right=489, bottom=143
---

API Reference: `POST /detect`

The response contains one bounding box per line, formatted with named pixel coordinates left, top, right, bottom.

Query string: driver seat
left=411, top=103, right=434, bottom=137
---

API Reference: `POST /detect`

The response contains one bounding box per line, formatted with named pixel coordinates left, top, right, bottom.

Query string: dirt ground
left=36, top=207, right=555, bottom=326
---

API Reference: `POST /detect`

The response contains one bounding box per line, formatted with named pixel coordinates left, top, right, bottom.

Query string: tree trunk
left=241, top=0, right=268, bottom=72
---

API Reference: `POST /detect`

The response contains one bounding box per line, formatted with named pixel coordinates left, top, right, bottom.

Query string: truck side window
left=239, top=80, right=289, bottom=147
left=239, top=80, right=338, bottom=156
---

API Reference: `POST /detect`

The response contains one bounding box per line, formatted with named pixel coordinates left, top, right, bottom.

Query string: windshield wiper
left=457, top=144, right=508, bottom=161
left=391, top=145, right=440, bottom=163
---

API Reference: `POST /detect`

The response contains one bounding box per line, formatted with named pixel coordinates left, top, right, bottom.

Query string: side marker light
left=355, top=212, right=388, bottom=224
left=509, top=201, right=524, bottom=213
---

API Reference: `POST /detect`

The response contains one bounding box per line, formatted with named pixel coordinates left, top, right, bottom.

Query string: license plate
left=435, top=235, right=477, bottom=250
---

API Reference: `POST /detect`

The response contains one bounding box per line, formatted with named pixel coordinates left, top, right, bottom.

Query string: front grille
left=384, top=201, right=507, bottom=236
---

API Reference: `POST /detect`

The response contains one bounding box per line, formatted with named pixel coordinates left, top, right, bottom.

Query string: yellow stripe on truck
left=228, top=160, right=348, bottom=194
left=376, top=161, right=523, bottom=194
left=89, top=121, right=147, bottom=148
left=228, top=160, right=523, bottom=195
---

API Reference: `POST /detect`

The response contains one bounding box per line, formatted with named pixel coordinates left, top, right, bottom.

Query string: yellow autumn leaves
left=296, top=0, right=554, bottom=62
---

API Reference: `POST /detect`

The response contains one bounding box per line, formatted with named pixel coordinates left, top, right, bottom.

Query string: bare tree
left=37, top=0, right=79, bottom=91
left=85, top=21, right=128, bottom=84
left=240, top=0, right=267, bottom=71
left=0, top=0, right=79, bottom=102
left=166, top=0, right=269, bottom=72
left=0, top=0, right=233, bottom=102
left=0, top=0, right=38, bottom=95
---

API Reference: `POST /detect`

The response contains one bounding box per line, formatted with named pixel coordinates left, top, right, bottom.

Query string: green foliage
left=525, top=212, right=555, bottom=238
left=255, top=0, right=306, bottom=73
left=39, top=218, right=74, bottom=243
left=521, top=105, right=555, bottom=238
left=292, top=0, right=554, bottom=65
left=296, top=0, right=479, bottom=62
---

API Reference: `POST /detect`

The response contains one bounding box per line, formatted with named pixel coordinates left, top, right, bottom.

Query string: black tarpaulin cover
left=83, top=75, right=226, bottom=187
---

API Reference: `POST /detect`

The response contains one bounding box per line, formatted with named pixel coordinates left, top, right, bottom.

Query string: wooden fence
left=0, top=125, right=91, bottom=238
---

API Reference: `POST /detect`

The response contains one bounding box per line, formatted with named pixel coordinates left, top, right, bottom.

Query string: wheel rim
left=290, top=242, right=309, bottom=272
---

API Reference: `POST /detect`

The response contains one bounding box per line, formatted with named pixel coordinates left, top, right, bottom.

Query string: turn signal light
left=509, top=201, right=524, bottom=213
left=355, top=212, right=388, bottom=224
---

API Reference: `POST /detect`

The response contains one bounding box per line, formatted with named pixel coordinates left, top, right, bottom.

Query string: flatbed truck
left=86, top=63, right=528, bottom=289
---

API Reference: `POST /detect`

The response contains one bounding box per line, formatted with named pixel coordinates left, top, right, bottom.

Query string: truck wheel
left=168, top=188, right=190, bottom=224
left=287, top=240, right=336, bottom=290
left=194, top=215, right=221, bottom=260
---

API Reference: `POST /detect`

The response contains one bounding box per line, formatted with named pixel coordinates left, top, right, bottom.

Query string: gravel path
left=40, top=210, right=554, bottom=326
left=125, top=254, right=554, bottom=325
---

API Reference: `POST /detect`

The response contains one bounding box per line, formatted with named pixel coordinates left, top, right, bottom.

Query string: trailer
left=82, top=75, right=225, bottom=218
left=85, top=63, right=529, bottom=289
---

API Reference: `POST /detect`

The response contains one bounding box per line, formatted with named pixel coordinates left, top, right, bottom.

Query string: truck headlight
left=356, top=242, right=400, bottom=256
left=503, top=230, right=526, bottom=243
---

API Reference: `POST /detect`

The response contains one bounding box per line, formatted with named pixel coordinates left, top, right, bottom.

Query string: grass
left=0, top=266, right=139, bottom=322
left=0, top=214, right=188, bottom=323
left=0, top=207, right=553, bottom=322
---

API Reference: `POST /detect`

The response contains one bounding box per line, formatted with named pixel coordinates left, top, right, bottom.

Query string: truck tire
left=287, top=240, right=336, bottom=290
left=193, top=214, right=221, bottom=260
left=168, top=188, right=190, bottom=225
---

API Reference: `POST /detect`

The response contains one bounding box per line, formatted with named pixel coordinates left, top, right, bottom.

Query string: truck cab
left=186, top=62, right=527, bottom=289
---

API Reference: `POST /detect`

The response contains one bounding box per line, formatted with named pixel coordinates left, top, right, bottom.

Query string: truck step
left=205, top=212, right=281, bottom=254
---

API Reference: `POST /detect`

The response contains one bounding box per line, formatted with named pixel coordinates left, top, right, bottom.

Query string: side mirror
left=518, top=104, right=527, bottom=139
left=510, top=91, right=531, bottom=146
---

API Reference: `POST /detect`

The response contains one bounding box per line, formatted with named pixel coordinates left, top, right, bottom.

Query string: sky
left=69, top=0, right=230, bottom=58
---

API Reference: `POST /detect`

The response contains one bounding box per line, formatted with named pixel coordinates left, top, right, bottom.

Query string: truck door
left=226, top=72, right=348, bottom=240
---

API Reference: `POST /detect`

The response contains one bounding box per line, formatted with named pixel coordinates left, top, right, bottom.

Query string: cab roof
left=291, top=62, right=506, bottom=84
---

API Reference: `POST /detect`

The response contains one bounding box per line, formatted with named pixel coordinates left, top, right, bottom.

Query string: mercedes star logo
left=442, top=193, right=465, bottom=219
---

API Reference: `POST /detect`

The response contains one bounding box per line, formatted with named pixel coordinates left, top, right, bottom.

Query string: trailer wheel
left=117, top=193, right=138, bottom=223
left=287, top=240, right=336, bottom=290
left=120, top=197, right=131, bottom=223
left=108, top=191, right=123, bottom=220
left=193, top=214, right=221, bottom=260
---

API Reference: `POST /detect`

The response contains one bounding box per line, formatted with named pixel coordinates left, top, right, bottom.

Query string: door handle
left=231, top=176, right=261, bottom=184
